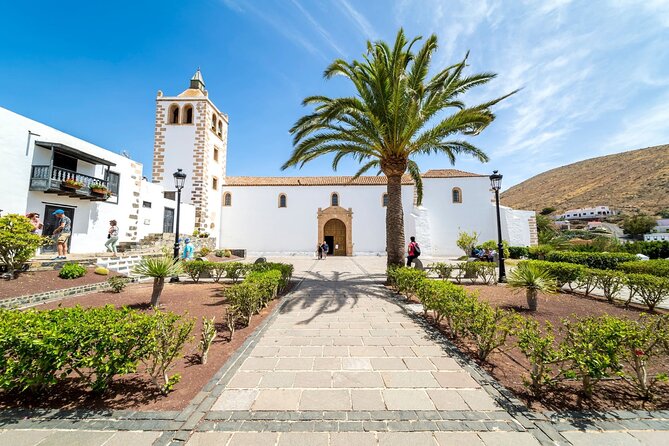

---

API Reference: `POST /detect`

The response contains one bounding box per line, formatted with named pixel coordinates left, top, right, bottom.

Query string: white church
left=0, top=70, right=537, bottom=257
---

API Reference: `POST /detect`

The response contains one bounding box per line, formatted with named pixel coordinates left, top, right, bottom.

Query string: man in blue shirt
left=182, top=238, right=195, bottom=260
left=51, top=209, right=71, bottom=260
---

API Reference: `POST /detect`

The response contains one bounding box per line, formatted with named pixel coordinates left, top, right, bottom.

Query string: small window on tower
left=217, top=121, right=223, bottom=137
left=331, top=192, right=339, bottom=207
left=183, top=104, right=193, bottom=124
left=213, top=147, right=219, bottom=162
left=212, top=177, right=218, bottom=190
left=211, top=113, right=217, bottom=131
left=223, top=192, right=232, bottom=206
left=278, top=193, right=287, bottom=208
left=452, top=187, right=462, bottom=203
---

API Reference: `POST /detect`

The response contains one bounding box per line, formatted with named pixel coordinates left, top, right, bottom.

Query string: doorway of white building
left=323, top=218, right=347, bottom=256
left=42, top=204, right=74, bottom=253
left=163, top=207, right=174, bottom=233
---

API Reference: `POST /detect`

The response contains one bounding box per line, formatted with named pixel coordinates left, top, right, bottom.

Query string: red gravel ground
left=407, top=283, right=669, bottom=412
left=0, top=268, right=117, bottom=300
left=0, top=280, right=281, bottom=411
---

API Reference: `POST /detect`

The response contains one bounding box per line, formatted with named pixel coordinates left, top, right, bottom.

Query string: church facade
left=153, top=72, right=537, bottom=257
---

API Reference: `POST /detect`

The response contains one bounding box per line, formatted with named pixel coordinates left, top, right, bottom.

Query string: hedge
left=618, top=260, right=669, bottom=278
left=509, top=246, right=529, bottom=259
left=388, top=267, right=669, bottom=400
left=518, top=260, right=585, bottom=289
left=0, top=306, right=193, bottom=394
left=621, top=241, right=669, bottom=259
left=545, top=251, right=637, bottom=269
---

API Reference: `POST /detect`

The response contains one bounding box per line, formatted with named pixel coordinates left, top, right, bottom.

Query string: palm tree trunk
left=151, top=277, right=165, bottom=307
left=526, top=288, right=538, bottom=311
left=386, top=174, right=406, bottom=267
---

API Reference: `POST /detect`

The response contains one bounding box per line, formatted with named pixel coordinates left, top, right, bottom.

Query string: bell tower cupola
left=190, top=68, right=205, bottom=92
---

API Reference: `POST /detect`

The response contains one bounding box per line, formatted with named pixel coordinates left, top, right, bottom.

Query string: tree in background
left=456, top=231, right=479, bottom=257
left=621, top=214, right=657, bottom=239
left=658, top=209, right=669, bottom=219
left=283, top=29, right=515, bottom=266
left=536, top=214, right=558, bottom=244
left=540, top=207, right=556, bottom=215
left=0, top=214, right=48, bottom=279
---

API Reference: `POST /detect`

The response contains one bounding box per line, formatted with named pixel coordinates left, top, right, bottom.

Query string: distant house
left=588, top=221, right=603, bottom=230
left=554, top=220, right=571, bottom=230
left=644, top=233, right=669, bottom=242
left=556, top=206, right=616, bottom=220
left=653, top=219, right=669, bottom=233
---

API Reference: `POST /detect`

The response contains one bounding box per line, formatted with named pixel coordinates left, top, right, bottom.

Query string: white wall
left=501, top=207, right=535, bottom=247
left=136, top=180, right=196, bottom=240
left=219, top=185, right=415, bottom=255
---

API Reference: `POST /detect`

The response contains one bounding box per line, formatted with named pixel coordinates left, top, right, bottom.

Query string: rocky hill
left=500, top=144, right=669, bottom=216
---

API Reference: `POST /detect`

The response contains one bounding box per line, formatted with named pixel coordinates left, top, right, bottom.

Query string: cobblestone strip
left=156, top=259, right=319, bottom=446
left=0, top=281, right=112, bottom=309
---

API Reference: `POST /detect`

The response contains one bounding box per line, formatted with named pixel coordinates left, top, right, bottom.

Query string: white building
left=556, top=206, right=616, bottom=220
left=0, top=107, right=195, bottom=255
left=644, top=233, right=669, bottom=242
left=0, top=70, right=537, bottom=258
left=150, top=72, right=537, bottom=257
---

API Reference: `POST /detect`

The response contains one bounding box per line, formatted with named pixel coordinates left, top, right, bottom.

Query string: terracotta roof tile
left=225, top=169, right=482, bottom=187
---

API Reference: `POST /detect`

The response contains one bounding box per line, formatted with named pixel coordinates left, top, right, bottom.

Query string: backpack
left=413, top=243, right=421, bottom=257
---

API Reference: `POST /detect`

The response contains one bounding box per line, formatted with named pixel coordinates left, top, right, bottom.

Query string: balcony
left=29, top=141, right=118, bottom=202
left=30, top=166, right=112, bottom=201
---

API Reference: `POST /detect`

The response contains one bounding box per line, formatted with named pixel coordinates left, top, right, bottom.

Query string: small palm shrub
left=507, top=262, right=557, bottom=311
left=132, top=256, right=183, bottom=307
left=59, top=262, right=87, bottom=279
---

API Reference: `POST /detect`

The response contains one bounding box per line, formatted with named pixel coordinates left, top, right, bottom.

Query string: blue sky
left=1, top=0, right=668, bottom=187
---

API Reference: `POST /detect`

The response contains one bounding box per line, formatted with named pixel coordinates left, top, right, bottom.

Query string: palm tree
left=507, top=262, right=557, bottom=311
left=132, top=256, right=183, bottom=307
left=282, top=29, right=515, bottom=266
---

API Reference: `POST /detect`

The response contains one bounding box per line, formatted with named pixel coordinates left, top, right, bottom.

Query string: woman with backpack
left=407, top=236, right=420, bottom=266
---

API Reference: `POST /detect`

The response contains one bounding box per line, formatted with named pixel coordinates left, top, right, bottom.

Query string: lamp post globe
left=489, top=170, right=506, bottom=282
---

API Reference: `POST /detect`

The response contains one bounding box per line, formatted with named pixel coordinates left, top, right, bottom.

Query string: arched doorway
left=323, top=218, right=347, bottom=256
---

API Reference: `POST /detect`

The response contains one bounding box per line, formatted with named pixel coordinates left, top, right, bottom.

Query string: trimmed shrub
left=223, top=262, right=247, bottom=283
left=214, top=249, right=225, bottom=257
left=527, top=244, right=554, bottom=260
left=209, top=263, right=227, bottom=283
left=94, top=266, right=109, bottom=275
left=427, top=262, right=455, bottom=280
left=198, top=246, right=211, bottom=257
left=58, top=262, right=87, bottom=279
left=0, top=214, right=49, bottom=278
left=625, top=274, right=669, bottom=311
left=393, top=267, right=427, bottom=299
left=466, top=300, right=520, bottom=361
left=509, top=246, right=529, bottom=259
left=516, top=320, right=560, bottom=395
left=618, top=260, right=669, bottom=278
left=590, top=269, right=625, bottom=303
left=0, top=306, right=192, bottom=394
left=182, top=260, right=213, bottom=283
left=621, top=241, right=669, bottom=260
left=107, top=276, right=128, bottom=293
left=545, top=251, right=637, bottom=270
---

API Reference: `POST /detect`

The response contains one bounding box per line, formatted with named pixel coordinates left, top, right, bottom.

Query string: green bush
left=107, top=276, right=128, bottom=293
left=427, top=262, right=455, bottom=280
left=0, top=306, right=191, bottom=394
left=223, top=262, right=247, bottom=283
left=545, top=251, right=637, bottom=270
left=618, top=260, right=669, bottom=278
left=0, top=214, right=49, bottom=278
left=58, top=262, right=87, bottom=279
left=621, top=241, right=669, bottom=259
left=456, top=231, right=479, bottom=256
left=393, top=267, right=427, bottom=298
left=590, top=269, right=625, bottom=303
left=415, top=279, right=476, bottom=338
left=198, top=246, right=211, bottom=257
left=509, top=246, right=529, bottom=259
left=527, top=244, right=554, bottom=260
left=209, top=263, right=227, bottom=283
left=466, top=300, right=520, bottom=361
left=214, top=249, right=225, bottom=257
left=625, top=274, right=669, bottom=312
left=560, top=315, right=628, bottom=397
left=516, top=320, right=559, bottom=395
left=469, top=261, right=497, bottom=285
left=94, top=266, right=109, bottom=275
left=182, top=260, right=213, bottom=283
left=224, top=249, right=232, bottom=258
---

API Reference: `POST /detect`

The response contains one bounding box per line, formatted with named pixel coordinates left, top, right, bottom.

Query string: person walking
left=321, top=240, right=329, bottom=259
left=27, top=212, right=43, bottom=255
left=406, top=236, right=421, bottom=267
left=105, top=220, right=119, bottom=257
left=317, top=243, right=323, bottom=260
left=182, top=238, right=195, bottom=260
left=51, top=209, right=71, bottom=260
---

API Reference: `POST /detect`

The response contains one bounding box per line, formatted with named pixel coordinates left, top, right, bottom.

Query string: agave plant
left=132, top=256, right=183, bottom=307
left=507, top=262, right=557, bottom=311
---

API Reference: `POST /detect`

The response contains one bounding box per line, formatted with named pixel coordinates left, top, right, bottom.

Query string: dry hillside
left=500, top=144, right=669, bottom=215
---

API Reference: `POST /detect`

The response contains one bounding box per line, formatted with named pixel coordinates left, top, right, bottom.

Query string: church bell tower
left=152, top=69, right=228, bottom=235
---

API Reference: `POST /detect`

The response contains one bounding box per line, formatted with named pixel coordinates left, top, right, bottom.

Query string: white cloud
left=602, top=92, right=669, bottom=153
left=336, top=0, right=377, bottom=39
left=289, top=0, right=347, bottom=57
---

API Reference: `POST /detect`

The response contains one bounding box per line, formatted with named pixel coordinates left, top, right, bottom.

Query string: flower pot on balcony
left=91, top=188, right=108, bottom=195
left=61, top=180, right=83, bottom=190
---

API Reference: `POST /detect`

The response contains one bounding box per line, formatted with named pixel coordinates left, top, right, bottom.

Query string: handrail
left=31, top=165, right=108, bottom=188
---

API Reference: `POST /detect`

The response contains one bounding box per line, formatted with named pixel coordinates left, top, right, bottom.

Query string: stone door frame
left=317, top=206, right=353, bottom=256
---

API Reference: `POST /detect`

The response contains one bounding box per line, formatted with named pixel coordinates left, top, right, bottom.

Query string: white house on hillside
left=556, top=206, right=617, bottom=220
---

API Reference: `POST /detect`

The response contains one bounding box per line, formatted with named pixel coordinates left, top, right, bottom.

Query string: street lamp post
left=171, top=169, right=187, bottom=283
left=489, top=170, right=506, bottom=283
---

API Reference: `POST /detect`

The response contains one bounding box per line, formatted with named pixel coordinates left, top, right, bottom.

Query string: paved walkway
left=1, top=256, right=668, bottom=445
